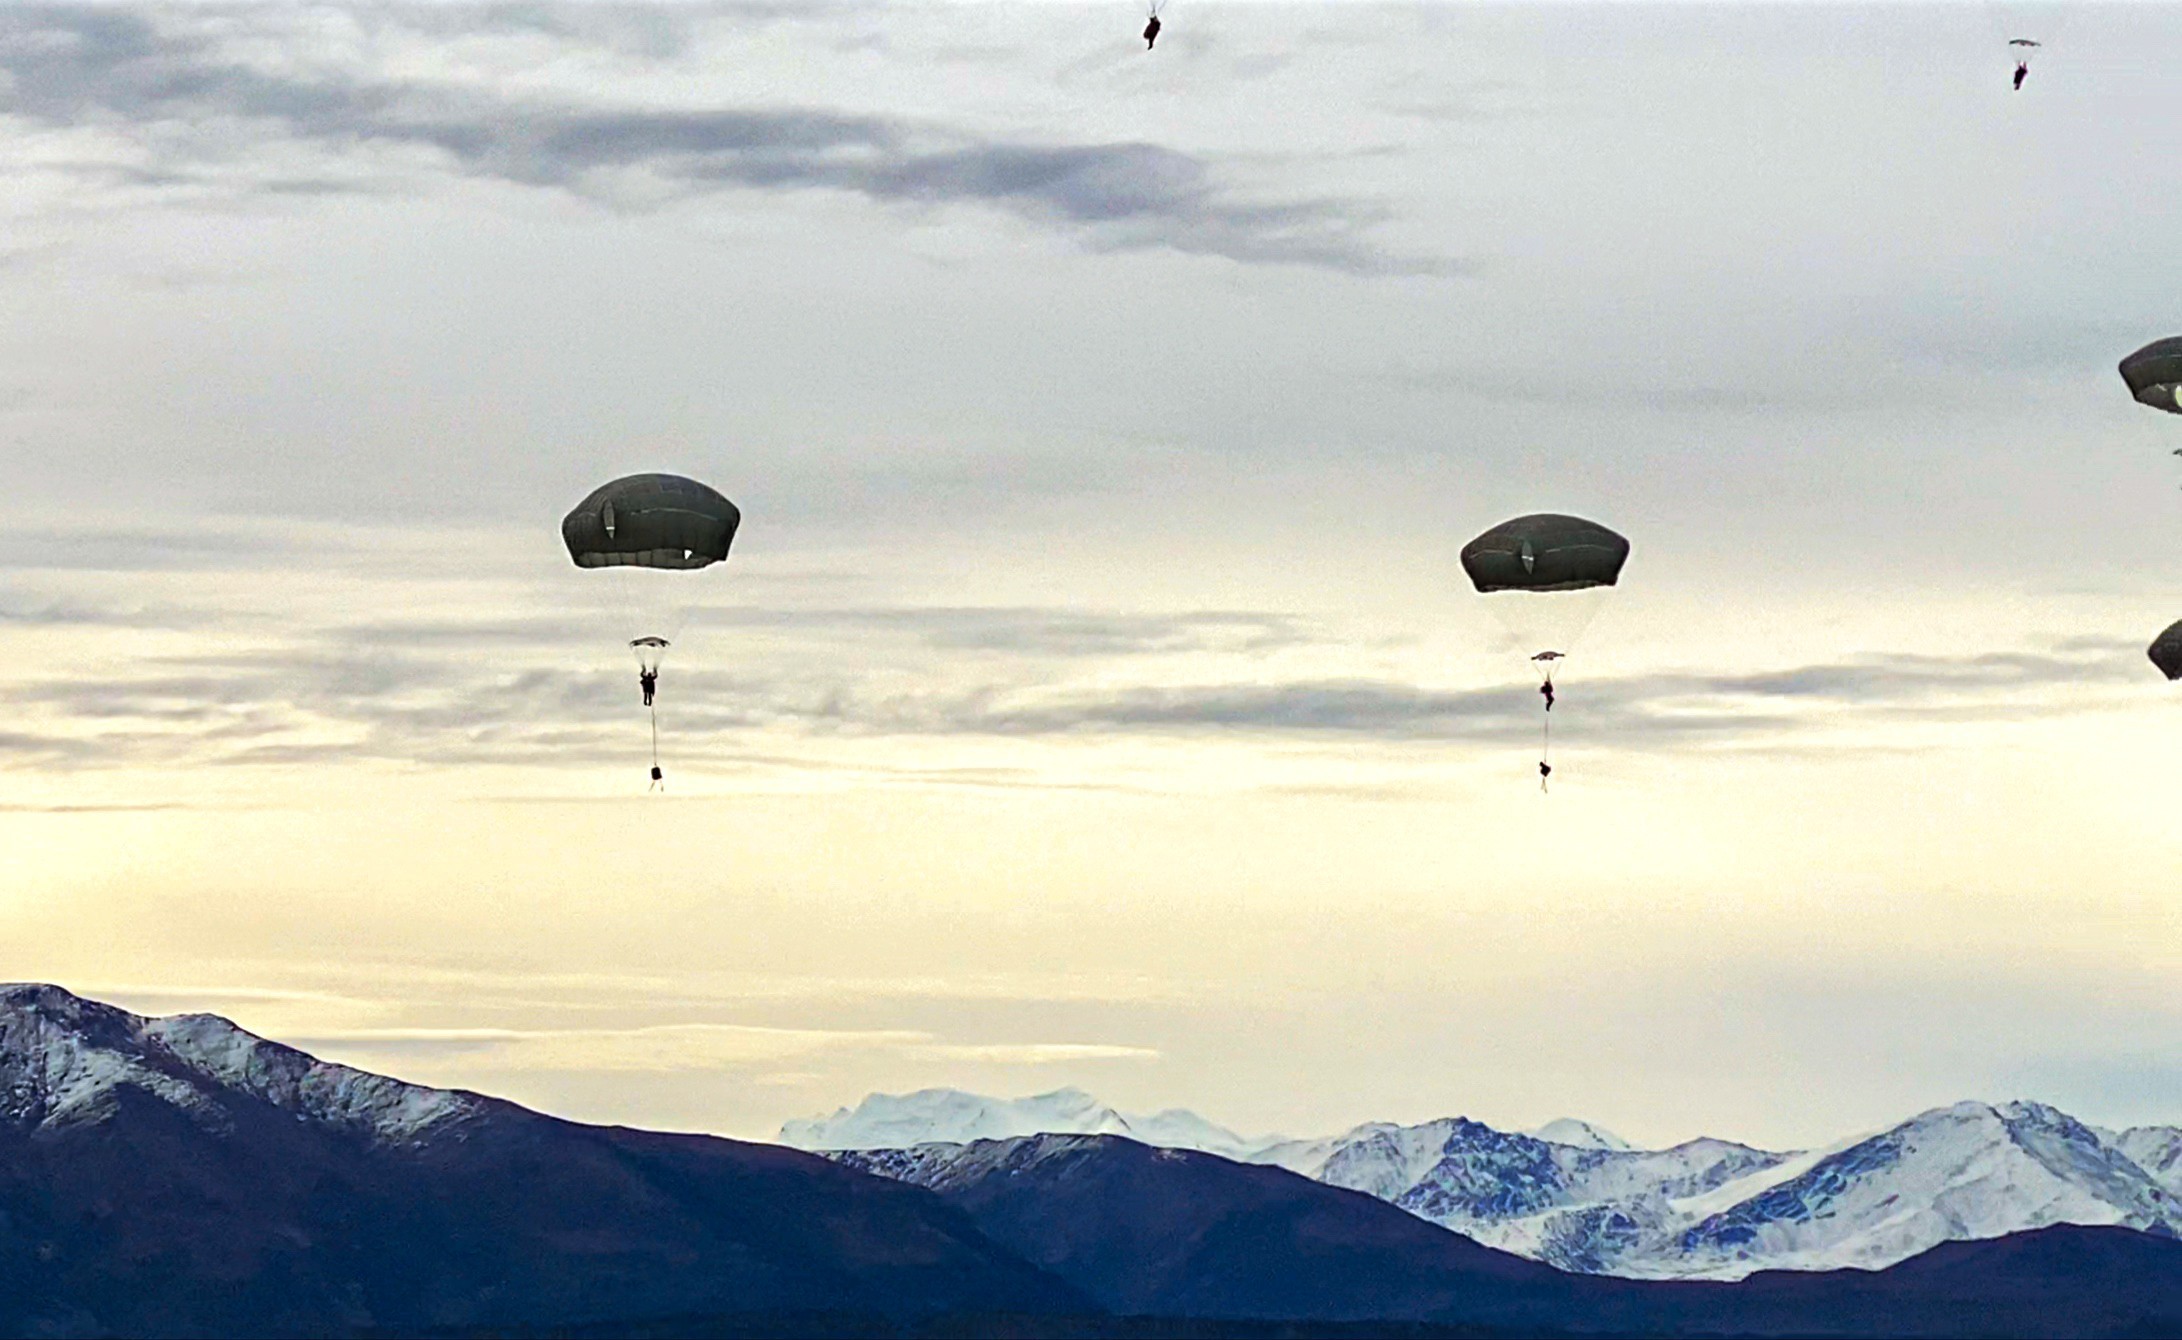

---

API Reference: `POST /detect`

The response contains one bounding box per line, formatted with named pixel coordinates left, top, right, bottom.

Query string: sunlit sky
left=2, top=1, right=2178, bottom=1152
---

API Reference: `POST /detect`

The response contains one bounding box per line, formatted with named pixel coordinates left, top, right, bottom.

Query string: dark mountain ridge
left=0, top=983, right=1083, bottom=1337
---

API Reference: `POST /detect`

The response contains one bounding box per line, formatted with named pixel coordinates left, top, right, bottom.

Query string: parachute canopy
left=2151, top=620, right=2182, bottom=681
left=2120, top=338, right=2182, bottom=415
left=563, top=473, right=741, bottom=569
left=2008, top=37, right=2041, bottom=46
left=1460, top=514, right=1631, bottom=594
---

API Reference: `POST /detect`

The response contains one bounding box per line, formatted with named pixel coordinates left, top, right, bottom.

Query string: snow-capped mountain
left=1312, top=1116, right=1784, bottom=1274
left=1665, top=1101, right=2182, bottom=1279
left=1310, top=1100, right=2182, bottom=1280
left=785, top=1085, right=2182, bottom=1281
left=2113, top=1125, right=2182, bottom=1197
left=780, top=1086, right=1288, bottom=1161
left=828, top=1135, right=2182, bottom=1338
left=1534, top=1118, right=1633, bottom=1151
left=0, top=980, right=478, bottom=1144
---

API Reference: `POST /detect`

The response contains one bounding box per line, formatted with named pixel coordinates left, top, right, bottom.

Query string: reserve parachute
left=1460, top=513, right=1630, bottom=790
left=563, top=473, right=741, bottom=788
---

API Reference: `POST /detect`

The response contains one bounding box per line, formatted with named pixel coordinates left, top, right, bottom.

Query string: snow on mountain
left=1307, top=1101, right=2182, bottom=1280
left=779, top=1086, right=1285, bottom=1160
left=1662, top=1100, right=2182, bottom=1279
left=780, top=1087, right=1132, bottom=1149
left=1534, top=1118, right=1634, bottom=1151
left=0, top=981, right=478, bottom=1145
left=785, top=1087, right=2182, bottom=1281
left=2112, top=1125, right=2182, bottom=1197
left=1313, top=1119, right=1484, bottom=1201
left=1126, top=1106, right=1273, bottom=1156
left=1244, top=1132, right=1351, bottom=1177
left=1313, top=1116, right=1787, bottom=1274
left=831, top=1132, right=1067, bottom=1194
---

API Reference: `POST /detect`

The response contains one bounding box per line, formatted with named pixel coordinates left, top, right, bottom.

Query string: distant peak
left=2, top=981, right=105, bottom=1014
left=1532, top=1118, right=1634, bottom=1152
left=0, top=983, right=480, bottom=1145
left=779, top=1086, right=1266, bottom=1158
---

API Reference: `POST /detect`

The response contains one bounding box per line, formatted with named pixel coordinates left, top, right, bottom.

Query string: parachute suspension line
left=1539, top=670, right=1552, bottom=794
left=1532, top=650, right=1562, bottom=794
left=648, top=702, right=662, bottom=791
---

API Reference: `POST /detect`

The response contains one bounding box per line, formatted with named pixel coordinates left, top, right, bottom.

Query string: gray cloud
left=1381, top=363, right=1868, bottom=416
left=0, top=600, right=1315, bottom=772
left=0, top=7, right=1455, bottom=276
left=0, top=523, right=350, bottom=574
left=810, top=646, right=2147, bottom=745
left=0, top=628, right=2146, bottom=775
left=713, top=606, right=1305, bottom=657
left=321, top=604, right=1307, bottom=659
left=0, top=590, right=246, bottom=632
left=1661, top=649, right=2146, bottom=702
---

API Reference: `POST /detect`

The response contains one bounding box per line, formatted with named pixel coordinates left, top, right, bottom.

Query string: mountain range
left=8, top=983, right=2181, bottom=1339
left=783, top=1086, right=2182, bottom=1279
left=0, top=984, right=1079, bottom=1336
left=830, top=1131, right=2182, bottom=1338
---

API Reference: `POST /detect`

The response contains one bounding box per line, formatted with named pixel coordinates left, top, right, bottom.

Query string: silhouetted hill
left=1691, top=1224, right=2182, bottom=1338
left=0, top=984, right=1084, bottom=1337
left=836, top=1134, right=1617, bottom=1329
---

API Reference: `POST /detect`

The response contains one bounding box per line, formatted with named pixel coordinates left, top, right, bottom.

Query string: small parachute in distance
left=2009, top=38, right=2038, bottom=89
left=2150, top=620, right=2182, bottom=682
left=2119, top=338, right=2182, bottom=415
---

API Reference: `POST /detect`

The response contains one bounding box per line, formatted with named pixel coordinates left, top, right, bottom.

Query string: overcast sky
left=2, top=1, right=2178, bottom=1152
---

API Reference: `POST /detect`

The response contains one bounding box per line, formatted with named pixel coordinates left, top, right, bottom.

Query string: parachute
left=563, top=473, right=740, bottom=570
left=1460, top=514, right=1630, bottom=790
left=2008, top=38, right=2038, bottom=88
left=563, top=473, right=741, bottom=785
left=2151, top=620, right=2182, bottom=681
left=2119, top=338, right=2182, bottom=415
left=1985, top=0, right=2073, bottom=85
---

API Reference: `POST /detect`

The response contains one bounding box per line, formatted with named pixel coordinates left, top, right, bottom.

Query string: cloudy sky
left=2, top=1, right=2178, bottom=1152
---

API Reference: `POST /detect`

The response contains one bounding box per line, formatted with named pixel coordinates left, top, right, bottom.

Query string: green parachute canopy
left=1460, top=514, right=1631, bottom=594
left=2119, top=338, right=2182, bottom=415
left=1461, top=513, right=1630, bottom=789
left=563, top=473, right=741, bottom=569
left=2151, top=620, right=2182, bottom=681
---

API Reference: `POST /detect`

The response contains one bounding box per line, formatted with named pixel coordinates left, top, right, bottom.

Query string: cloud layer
left=2, top=567, right=2147, bottom=775
left=0, top=7, right=1451, bottom=274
